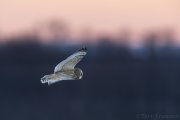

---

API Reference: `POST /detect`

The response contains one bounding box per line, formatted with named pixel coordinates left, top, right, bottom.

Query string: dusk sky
left=0, top=0, right=180, bottom=39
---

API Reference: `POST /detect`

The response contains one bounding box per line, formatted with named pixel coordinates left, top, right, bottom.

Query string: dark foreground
left=0, top=43, right=180, bottom=120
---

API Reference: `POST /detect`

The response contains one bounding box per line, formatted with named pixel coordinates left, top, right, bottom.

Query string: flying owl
left=41, top=47, right=87, bottom=85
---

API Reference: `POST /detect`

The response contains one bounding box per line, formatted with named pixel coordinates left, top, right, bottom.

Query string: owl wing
left=54, top=47, right=87, bottom=73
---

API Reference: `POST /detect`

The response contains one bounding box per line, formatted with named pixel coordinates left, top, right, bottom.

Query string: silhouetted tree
left=47, top=19, right=70, bottom=43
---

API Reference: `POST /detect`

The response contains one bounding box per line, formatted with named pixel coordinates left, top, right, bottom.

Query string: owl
left=41, top=47, right=87, bottom=85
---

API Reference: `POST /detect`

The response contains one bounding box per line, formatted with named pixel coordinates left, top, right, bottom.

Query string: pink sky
left=0, top=0, right=180, bottom=39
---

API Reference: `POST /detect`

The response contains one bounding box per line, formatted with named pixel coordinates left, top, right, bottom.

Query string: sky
left=0, top=0, right=180, bottom=39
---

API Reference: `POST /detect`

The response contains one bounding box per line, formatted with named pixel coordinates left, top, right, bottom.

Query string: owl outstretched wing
left=54, top=47, right=87, bottom=73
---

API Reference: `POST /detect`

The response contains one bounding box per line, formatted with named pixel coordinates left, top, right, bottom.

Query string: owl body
left=41, top=68, right=83, bottom=84
left=41, top=47, right=87, bottom=85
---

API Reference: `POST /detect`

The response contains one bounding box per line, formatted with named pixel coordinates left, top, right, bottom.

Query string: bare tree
left=47, top=19, right=70, bottom=43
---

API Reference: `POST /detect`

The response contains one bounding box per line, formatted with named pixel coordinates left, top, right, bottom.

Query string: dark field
left=0, top=42, right=180, bottom=120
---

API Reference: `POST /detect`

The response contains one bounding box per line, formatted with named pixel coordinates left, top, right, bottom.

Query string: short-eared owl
left=41, top=47, right=87, bottom=85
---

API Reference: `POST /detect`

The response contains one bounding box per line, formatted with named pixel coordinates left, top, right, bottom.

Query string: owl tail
left=40, top=75, right=49, bottom=84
